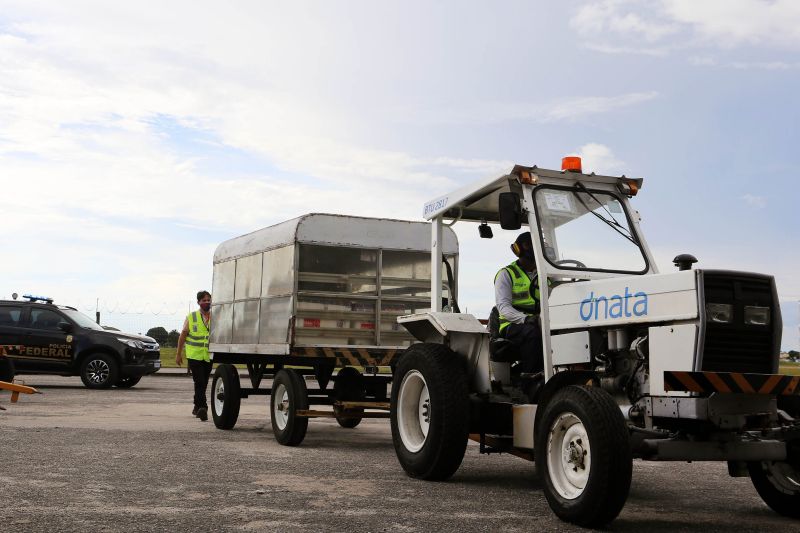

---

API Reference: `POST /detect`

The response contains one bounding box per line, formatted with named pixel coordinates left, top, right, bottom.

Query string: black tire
left=270, top=369, right=309, bottom=446
left=211, top=364, right=241, bottom=430
left=390, top=343, right=469, bottom=481
left=80, top=353, right=119, bottom=389
left=0, top=357, right=14, bottom=382
left=334, top=367, right=364, bottom=429
left=748, top=455, right=800, bottom=518
left=535, top=385, right=632, bottom=528
left=115, top=376, right=142, bottom=388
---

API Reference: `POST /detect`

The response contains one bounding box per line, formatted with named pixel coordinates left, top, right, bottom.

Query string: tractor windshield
left=533, top=186, right=648, bottom=274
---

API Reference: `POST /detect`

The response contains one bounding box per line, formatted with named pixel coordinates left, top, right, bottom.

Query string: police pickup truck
left=0, top=295, right=160, bottom=388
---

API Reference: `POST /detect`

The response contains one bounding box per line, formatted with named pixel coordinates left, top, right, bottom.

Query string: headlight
left=117, top=338, right=144, bottom=350
left=744, top=306, right=770, bottom=326
left=706, top=303, right=733, bottom=323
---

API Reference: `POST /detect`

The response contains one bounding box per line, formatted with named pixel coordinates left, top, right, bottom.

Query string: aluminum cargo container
left=206, top=214, right=459, bottom=440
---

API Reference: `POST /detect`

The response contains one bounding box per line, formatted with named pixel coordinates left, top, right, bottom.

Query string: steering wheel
left=555, top=259, right=586, bottom=269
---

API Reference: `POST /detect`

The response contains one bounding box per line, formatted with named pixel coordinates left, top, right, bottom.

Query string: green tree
left=166, top=329, right=180, bottom=347
left=146, top=326, right=169, bottom=345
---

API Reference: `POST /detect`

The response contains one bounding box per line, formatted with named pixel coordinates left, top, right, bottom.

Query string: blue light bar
left=22, top=294, right=54, bottom=304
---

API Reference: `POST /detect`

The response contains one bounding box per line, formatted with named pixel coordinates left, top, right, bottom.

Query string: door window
left=30, top=309, right=66, bottom=331
left=0, top=306, right=22, bottom=326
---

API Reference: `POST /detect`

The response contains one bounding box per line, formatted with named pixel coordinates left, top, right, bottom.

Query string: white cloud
left=742, top=194, right=767, bottom=209
left=584, top=43, right=671, bottom=56
left=730, top=61, right=800, bottom=70
left=401, top=92, right=659, bottom=125
left=575, top=143, right=626, bottom=174
left=664, top=0, right=800, bottom=48
left=541, top=92, right=658, bottom=122
left=570, top=0, right=679, bottom=42
left=571, top=0, right=800, bottom=55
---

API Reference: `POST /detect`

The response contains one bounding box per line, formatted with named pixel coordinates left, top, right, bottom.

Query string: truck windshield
left=534, top=186, right=648, bottom=274
left=61, top=308, right=105, bottom=331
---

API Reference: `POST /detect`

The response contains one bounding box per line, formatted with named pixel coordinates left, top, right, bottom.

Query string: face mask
left=199, top=302, right=211, bottom=312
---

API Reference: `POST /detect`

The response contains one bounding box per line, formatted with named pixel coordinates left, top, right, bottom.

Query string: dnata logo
left=580, top=288, right=648, bottom=321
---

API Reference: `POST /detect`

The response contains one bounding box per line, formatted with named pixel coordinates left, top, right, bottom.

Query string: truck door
left=0, top=303, right=25, bottom=364
left=18, top=307, right=74, bottom=372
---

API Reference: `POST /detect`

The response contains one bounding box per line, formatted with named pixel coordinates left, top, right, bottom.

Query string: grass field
left=779, top=360, right=800, bottom=376
left=159, top=347, right=179, bottom=368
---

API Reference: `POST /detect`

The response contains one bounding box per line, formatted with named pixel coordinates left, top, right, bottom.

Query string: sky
left=0, top=0, right=798, bottom=348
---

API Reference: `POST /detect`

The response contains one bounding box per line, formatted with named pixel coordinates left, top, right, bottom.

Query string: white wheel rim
left=273, top=383, right=289, bottom=430
left=763, top=461, right=800, bottom=494
left=397, top=370, right=430, bottom=453
left=546, top=412, right=591, bottom=500
left=213, top=377, right=225, bottom=415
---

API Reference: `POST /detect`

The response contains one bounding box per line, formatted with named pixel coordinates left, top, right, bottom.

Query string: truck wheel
left=211, top=364, right=241, bottom=430
left=390, top=343, right=469, bottom=481
left=80, top=353, right=119, bottom=389
left=334, top=367, right=364, bottom=429
left=270, top=369, right=309, bottom=446
left=536, top=385, right=632, bottom=528
left=748, top=453, right=800, bottom=518
left=0, top=357, right=14, bottom=382
left=115, top=376, right=142, bottom=388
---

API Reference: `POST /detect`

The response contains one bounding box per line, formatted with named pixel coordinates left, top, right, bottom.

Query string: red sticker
left=360, top=322, right=375, bottom=330
left=303, top=318, right=320, bottom=328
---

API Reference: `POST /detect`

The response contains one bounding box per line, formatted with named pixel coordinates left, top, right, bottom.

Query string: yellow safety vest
left=495, top=262, right=541, bottom=334
left=185, top=311, right=210, bottom=362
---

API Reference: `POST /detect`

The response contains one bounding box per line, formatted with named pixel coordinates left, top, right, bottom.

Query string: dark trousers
left=187, top=358, right=212, bottom=409
left=503, top=322, right=544, bottom=374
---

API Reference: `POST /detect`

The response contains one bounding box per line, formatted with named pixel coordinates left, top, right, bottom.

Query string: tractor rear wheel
left=390, top=343, right=469, bottom=481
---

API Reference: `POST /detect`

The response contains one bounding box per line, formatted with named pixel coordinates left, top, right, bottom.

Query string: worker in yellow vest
left=494, top=232, right=544, bottom=375
left=176, top=290, right=212, bottom=421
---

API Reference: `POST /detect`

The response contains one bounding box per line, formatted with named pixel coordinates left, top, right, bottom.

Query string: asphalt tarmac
left=0, top=374, right=796, bottom=532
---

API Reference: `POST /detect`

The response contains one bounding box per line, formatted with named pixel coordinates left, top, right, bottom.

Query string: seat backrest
left=488, top=306, right=501, bottom=339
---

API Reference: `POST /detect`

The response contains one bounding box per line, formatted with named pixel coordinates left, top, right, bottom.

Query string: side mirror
left=58, top=322, right=73, bottom=333
left=498, top=192, right=522, bottom=230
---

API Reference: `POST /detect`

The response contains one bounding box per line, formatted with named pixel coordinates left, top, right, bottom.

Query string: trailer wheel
left=211, top=364, right=241, bottom=430
left=536, top=385, right=632, bottom=528
left=748, top=451, right=800, bottom=518
left=334, top=367, right=364, bottom=429
left=390, top=343, right=469, bottom=481
left=270, top=369, right=309, bottom=446
left=0, top=357, right=14, bottom=382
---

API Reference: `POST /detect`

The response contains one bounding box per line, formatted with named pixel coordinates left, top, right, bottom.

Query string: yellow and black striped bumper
left=292, top=346, right=400, bottom=367
left=664, top=371, right=800, bottom=396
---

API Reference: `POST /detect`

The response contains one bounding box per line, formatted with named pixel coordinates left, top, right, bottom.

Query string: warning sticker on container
left=303, top=318, right=321, bottom=328
left=360, top=322, right=375, bottom=330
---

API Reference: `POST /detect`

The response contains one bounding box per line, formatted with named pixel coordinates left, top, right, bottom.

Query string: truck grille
left=699, top=271, right=780, bottom=374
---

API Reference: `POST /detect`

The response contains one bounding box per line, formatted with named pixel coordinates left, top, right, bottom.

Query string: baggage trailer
left=208, top=213, right=458, bottom=445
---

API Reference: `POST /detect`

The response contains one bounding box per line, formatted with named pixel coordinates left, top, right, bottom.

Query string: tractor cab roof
left=422, top=164, right=643, bottom=224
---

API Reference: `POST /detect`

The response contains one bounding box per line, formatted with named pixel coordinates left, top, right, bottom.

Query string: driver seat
left=487, top=307, right=520, bottom=363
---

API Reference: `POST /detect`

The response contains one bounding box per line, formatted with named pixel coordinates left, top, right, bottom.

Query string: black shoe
left=521, top=373, right=544, bottom=403
left=197, top=407, right=208, bottom=421
left=192, top=407, right=199, bottom=416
